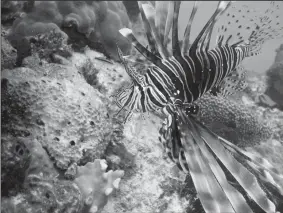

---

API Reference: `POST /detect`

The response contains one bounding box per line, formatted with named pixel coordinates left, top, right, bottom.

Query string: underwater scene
left=1, top=1, right=283, bottom=213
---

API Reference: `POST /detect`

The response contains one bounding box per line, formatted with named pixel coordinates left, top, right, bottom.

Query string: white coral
left=74, top=159, right=124, bottom=213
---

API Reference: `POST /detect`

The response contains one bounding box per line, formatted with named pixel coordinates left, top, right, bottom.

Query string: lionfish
left=111, top=1, right=283, bottom=212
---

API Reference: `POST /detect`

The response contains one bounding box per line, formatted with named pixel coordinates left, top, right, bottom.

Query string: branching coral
left=8, top=1, right=131, bottom=61
left=195, top=94, right=273, bottom=147
left=75, top=159, right=124, bottom=213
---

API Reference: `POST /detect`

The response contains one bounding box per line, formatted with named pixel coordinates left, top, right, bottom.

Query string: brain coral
left=194, top=94, right=273, bottom=147
left=1, top=60, right=119, bottom=171
left=8, top=1, right=131, bottom=60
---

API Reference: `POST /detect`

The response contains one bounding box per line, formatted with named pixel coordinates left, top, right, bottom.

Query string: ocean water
left=178, top=1, right=283, bottom=74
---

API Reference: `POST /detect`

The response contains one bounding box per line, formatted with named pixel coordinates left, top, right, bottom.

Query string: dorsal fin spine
left=172, top=1, right=182, bottom=57
left=182, top=1, right=198, bottom=54
left=141, top=3, right=169, bottom=59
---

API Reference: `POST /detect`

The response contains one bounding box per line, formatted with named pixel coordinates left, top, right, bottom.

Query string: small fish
left=112, top=1, right=283, bottom=212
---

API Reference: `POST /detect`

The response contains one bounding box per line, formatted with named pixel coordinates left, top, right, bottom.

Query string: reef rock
left=1, top=50, right=128, bottom=212
left=265, top=44, right=283, bottom=110
left=1, top=58, right=117, bottom=171
left=101, top=115, right=191, bottom=213
left=1, top=26, right=17, bottom=69
left=8, top=1, right=131, bottom=60
left=1, top=157, right=124, bottom=213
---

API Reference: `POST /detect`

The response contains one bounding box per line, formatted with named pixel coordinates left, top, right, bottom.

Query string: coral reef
left=101, top=115, right=191, bottom=213
left=29, top=30, right=72, bottom=63
left=7, top=1, right=131, bottom=61
left=5, top=28, right=72, bottom=66
left=1, top=137, right=31, bottom=197
left=1, top=157, right=123, bottom=213
left=1, top=27, right=17, bottom=69
left=275, top=44, right=283, bottom=63
left=194, top=94, right=273, bottom=147
left=78, top=57, right=105, bottom=93
left=1, top=56, right=118, bottom=171
left=1, top=50, right=127, bottom=212
left=70, top=50, right=194, bottom=213
left=1, top=31, right=282, bottom=213
left=1, top=179, right=83, bottom=213
left=265, top=44, right=283, bottom=109
left=1, top=1, right=26, bottom=25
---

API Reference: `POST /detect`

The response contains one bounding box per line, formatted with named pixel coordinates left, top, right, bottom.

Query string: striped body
left=115, top=44, right=249, bottom=117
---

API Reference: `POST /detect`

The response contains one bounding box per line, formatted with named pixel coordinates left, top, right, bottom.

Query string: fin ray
left=180, top=113, right=253, bottom=212
left=190, top=116, right=276, bottom=212
left=119, top=28, right=161, bottom=65
left=164, top=1, right=174, bottom=51
left=179, top=121, right=235, bottom=212
left=138, top=1, right=158, bottom=55
left=141, top=3, right=169, bottom=59
left=155, top=1, right=169, bottom=46
left=172, top=1, right=181, bottom=57
left=182, top=1, right=199, bottom=54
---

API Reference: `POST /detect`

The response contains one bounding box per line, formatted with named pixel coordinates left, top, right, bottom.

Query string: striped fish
left=111, top=1, right=283, bottom=212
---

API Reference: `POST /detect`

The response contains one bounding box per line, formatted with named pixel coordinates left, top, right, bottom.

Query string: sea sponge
left=195, top=94, right=273, bottom=147
left=74, top=159, right=124, bottom=213
left=1, top=60, right=118, bottom=171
